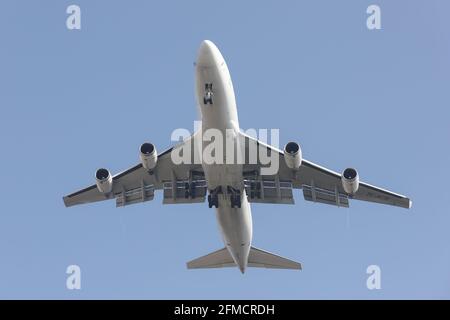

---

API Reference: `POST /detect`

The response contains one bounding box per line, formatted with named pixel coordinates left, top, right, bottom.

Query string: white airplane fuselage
left=195, top=40, right=252, bottom=273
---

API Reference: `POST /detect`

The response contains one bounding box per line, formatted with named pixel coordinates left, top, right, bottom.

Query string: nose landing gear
left=203, top=83, right=213, bottom=105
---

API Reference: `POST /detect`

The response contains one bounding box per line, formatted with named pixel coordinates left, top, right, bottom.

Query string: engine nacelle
left=140, top=142, right=158, bottom=170
left=341, top=168, right=359, bottom=194
left=95, top=168, right=113, bottom=194
left=284, top=142, right=302, bottom=170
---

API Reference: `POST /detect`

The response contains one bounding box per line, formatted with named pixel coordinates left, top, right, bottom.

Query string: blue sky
left=0, top=0, right=449, bottom=299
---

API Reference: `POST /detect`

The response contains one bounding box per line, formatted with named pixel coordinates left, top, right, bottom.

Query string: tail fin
left=187, top=246, right=302, bottom=270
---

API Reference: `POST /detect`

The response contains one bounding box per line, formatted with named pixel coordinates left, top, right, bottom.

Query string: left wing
left=63, top=135, right=205, bottom=207
left=240, top=132, right=411, bottom=209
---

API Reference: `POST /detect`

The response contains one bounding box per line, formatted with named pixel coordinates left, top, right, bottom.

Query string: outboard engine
left=95, top=168, right=113, bottom=194
left=341, top=168, right=359, bottom=194
left=140, top=142, right=158, bottom=170
left=284, top=142, right=302, bottom=170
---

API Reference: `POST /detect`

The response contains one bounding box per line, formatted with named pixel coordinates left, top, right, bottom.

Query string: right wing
left=63, top=134, right=205, bottom=207
left=239, top=132, right=411, bottom=209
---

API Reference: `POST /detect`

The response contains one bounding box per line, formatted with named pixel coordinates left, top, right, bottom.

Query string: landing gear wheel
left=204, top=95, right=213, bottom=105
left=249, top=182, right=261, bottom=199
left=204, top=83, right=213, bottom=105
left=189, top=183, right=196, bottom=198
left=208, top=194, right=219, bottom=208
left=184, top=183, right=190, bottom=199
left=208, top=194, right=213, bottom=208
left=231, top=193, right=241, bottom=208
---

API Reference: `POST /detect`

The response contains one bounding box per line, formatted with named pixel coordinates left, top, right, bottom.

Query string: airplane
left=63, top=40, right=411, bottom=273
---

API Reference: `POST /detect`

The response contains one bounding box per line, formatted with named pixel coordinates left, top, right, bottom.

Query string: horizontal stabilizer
left=248, top=247, right=302, bottom=270
left=187, top=246, right=301, bottom=270
left=187, top=247, right=235, bottom=269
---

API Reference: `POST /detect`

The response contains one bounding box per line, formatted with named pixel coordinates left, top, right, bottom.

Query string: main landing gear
left=208, top=186, right=221, bottom=208
left=227, top=186, right=241, bottom=209
left=184, top=182, right=196, bottom=199
left=207, top=186, right=242, bottom=209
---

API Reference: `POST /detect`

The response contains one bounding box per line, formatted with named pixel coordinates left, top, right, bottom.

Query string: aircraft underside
left=63, top=40, right=411, bottom=274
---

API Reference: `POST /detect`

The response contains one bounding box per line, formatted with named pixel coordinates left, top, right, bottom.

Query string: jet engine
left=341, top=168, right=359, bottom=194
left=140, top=142, right=158, bottom=170
left=284, top=142, right=302, bottom=170
left=95, top=168, right=113, bottom=194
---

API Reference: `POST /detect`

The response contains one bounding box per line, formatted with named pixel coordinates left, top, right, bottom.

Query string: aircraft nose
left=200, top=40, right=214, bottom=50
left=197, top=40, right=219, bottom=67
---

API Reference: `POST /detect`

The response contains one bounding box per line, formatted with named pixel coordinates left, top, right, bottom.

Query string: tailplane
left=248, top=247, right=302, bottom=270
left=187, top=246, right=301, bottom=270
left=187, top=247, right=235, bottom=269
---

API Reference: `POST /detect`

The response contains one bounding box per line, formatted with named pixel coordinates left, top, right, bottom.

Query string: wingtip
left=62, top=196, right=71, bottom=208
